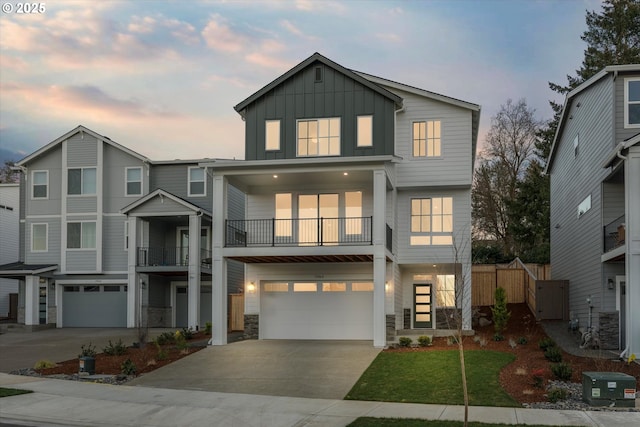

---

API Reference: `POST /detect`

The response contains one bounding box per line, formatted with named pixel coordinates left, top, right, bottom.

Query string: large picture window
left=413, top=120, right=441, bottom=157
left=625, top=78, right=640, bottom=128
left=297, top=118, right=340, bottom=156
left=32, top=170, right=48, bottom=199
left=188, top=167, right=205, bottom=196
left=67, top=222, right=96, bottom=249
left=68, top=168, right=96, bottom=195
left=410, top=197, right=453, bottom=245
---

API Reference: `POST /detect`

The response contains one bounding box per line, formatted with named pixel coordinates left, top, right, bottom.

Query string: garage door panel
left=261, top=285, right=373, bottom=340
left=63, top=286, right=127, bottom=327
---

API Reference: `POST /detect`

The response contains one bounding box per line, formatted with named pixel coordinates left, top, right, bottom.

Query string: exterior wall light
left=247, top=282, right=256, bottom=293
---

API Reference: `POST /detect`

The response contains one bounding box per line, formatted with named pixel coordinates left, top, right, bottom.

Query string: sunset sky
left=0, top=0, right=601, bottom=162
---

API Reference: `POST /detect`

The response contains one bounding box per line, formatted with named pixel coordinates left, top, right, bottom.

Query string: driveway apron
left=128, top=340, right=381, bottom=399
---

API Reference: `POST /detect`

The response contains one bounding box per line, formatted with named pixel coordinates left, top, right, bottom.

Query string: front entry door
left=414, top=284, right=432, bottom=328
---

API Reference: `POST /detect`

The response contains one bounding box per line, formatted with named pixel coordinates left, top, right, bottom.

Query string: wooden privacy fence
left=472, top=259, right=550, bottom=315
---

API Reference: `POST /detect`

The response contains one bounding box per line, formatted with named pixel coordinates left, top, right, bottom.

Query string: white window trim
left=31, top=223, right=48, bottom=252
left=31, top=170, right=49, bottom=200
left=66, top=220, right=97, bottom=250
left=125, top=167, right=143, bottom=197
left=624, top=77, right=640, bottom=128
left=296, top=117, right=341, bottom=157
left=410, top=197, right=454, bottom=246
left=265, top=120, right=281, bottom=151
left=411, top=119, right=443, bottom=159
left=188, top=166, right=206, bottom=197
left=357, top=115, right=373, bottom=147
left=67, top=167, right=97, bottom=197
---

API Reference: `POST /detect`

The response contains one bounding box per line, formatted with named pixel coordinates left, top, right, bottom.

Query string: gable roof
left=545, top=64, right=640, bottom=173
left=120, top=188, right=212, bottom=217
left=233, top=52, right=403, bottom=117
left=16, top=125, right=150, bottom=167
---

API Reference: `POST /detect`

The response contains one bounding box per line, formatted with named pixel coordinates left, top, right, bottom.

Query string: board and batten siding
left=549, top=76, right=614, bottom=329
left=243, top=62, right=396, bottom=160
left=25, top=147, right=62, bottom=216
left=150, top=164, right=212, bottom=211
left=103, top=144, right=148, bottom=213
left=103, top=215, right=127, bottom=271
left=615, top=71, right=640, bottom=142
left=387, top=87, right=473, bottom=188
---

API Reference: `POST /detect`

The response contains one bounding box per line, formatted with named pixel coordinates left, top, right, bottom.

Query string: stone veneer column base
left=244, top=314, right=259, bottom=339
left=598, top=311, right=619, bottom=350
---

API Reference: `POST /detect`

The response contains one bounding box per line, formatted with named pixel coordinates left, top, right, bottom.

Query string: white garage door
left=260, top=281, right=373, bottom=340
left=62, top=284, right=127, bottom=327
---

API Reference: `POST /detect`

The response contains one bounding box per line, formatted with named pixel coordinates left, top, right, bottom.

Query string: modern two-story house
left=202, top=53, right=480, bottom=347
left=546, top=64, right=640, bottom=358
left=0, top=126, right=243, bottom=331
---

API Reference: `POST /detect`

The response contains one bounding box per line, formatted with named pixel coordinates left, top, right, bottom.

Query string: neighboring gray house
left=203, top=53, right=480, bottom=346
left=0, top=126, right=243, bottom=330
left=0, top=183, right=19, bottom=320
left=546, top=64, right=640, bottom=358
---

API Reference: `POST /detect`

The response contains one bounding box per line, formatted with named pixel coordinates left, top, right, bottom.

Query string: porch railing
left=603, top=215, right=625, bottom=253
left=137, top=247, right=212, bottom=268
left=225, top=217, right=373, bottom=247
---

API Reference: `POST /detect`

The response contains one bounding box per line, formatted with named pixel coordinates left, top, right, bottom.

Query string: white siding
left=0, top=185, right=19, bottom=317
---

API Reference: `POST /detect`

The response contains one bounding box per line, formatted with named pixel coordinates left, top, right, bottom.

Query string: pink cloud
left=201, top=14, right=246, bottom=53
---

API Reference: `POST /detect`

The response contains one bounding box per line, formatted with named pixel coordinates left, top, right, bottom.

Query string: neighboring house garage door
left=62, top=284, right=127, bottom=327
left=260, top=281, right=373, bottom=340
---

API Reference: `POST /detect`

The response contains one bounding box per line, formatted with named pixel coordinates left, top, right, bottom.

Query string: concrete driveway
left=0, top=328, right=169, bottom=373
left=129, top=340, right=381, bottom=399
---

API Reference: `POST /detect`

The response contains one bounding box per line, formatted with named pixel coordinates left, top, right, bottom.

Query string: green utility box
left=582, top=372, right=636, bottom=407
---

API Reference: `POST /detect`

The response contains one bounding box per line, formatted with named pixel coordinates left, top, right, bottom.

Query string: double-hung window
left=188, top=167, right=205, bottom=196
left=67, top=222, right=96, bottom=249
left=126, top=167, right=142, bottom=196
left=32, top=171, right=48, bottom=199
left=297, top=118, right=340, bottom=156
left=413, top=120, right=441, bottom=157
left=410, top=197, right=453, bottom=245
left=31, top=223, right=48, bottom=252
left=625, top=78, right=640, bottom=128
left=68, top=168, right=96, bottom=195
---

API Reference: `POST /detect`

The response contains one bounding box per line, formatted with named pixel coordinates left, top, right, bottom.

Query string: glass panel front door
left=414, top=283, right=432, bottom=328
left=298, top=194, right=338, bottom=245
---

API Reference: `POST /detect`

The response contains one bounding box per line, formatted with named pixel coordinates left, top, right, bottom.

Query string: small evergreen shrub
left=180, top=327, right=194, bottom=340
left=517, top=336, right=528, bottom=345
left=156, top=342, right=168, bottom=361
left=102, top=339, right=127, bottom=356
left=491, top=287, right=510, bottom=336
left=205, top=321, right=212, bottom=335
left=155, top=331, right=175, bottom=345
left=544, top=346, right=563, bottom=363
left=551, top=362, right=573, bottom=381
left=78, top=343, right=97, bottom=358
left=398, top=337, right=413, bottom=347
left=121, top=358, right=137, bottom=376
left=538, top=337, right=556, bottom=351
left=547, top=387, right=568, bottom=403
left=493, top=333, right=505, bottom=342
left=531, top=368, right=545, bottom=389
left=417, top=336, right=431, bottom=347
left=34, top=359, right=56, bottom=369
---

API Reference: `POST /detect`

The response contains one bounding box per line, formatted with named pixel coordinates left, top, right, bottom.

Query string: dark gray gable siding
left=243, top=62, right=397, bottom=160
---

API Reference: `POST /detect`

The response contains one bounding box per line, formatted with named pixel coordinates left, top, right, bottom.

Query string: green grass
left=345, top=350, right=518, bottom=407
left=0, top=387, right=33, bottom=398
left=348, top=418, right=577, bottom=427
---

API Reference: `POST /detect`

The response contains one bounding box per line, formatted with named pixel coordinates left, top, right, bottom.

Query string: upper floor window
left=31, top=223, right=48, bottom=252
left=410, top=197, right=453, bottom=245
left=67, top=221, right=96, bottom=249
left=126, top=167, right=142, bottom=196
left=625, top=78, right=640, bottom=128
left=32, top=170, right=48, bottom=199
left=297, top=118, right=340, bottom=157
left=413, top=120, right=441, bottom=157
left=265, top=120, right=281, bottom=151
left=578, top=194, right=591, bottom=218
left=68, top=167, right=96, bottom=195
left=357, top=116, right=373, bottom=147
left=188, top=167, right=205, bottom=196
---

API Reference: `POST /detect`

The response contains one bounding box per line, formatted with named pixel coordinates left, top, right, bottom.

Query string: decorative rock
left=479, top=317, right=492, bottom=327
left=523, top=380, right=639, bottom=412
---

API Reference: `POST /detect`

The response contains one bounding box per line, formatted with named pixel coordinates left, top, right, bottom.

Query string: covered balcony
left=136, top=247, right=212, bottom=270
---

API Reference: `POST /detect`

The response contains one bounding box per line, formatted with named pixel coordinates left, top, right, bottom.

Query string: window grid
left=410, top=197, right=453, bottom=245
left=297, top=118, right=340, bottom=157
left=413, top=120, right=441, bottom=157
left=436, top=275, right=456, bottom=307
left=32, top=171, right=48, bottom=199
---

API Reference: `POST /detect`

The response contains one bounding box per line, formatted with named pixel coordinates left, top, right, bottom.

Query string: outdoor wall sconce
left=247, top=282, right=256, bottom=293
left=607, top=278, right=614, bottom=290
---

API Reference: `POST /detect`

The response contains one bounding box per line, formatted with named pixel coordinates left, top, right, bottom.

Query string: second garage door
left=62, top=284, right=127, bottom=327
left=260, top=281, right=373, bottom=340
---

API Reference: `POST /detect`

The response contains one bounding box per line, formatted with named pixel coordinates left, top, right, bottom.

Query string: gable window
left=297, top=118, right=340, bottom=157
left=314, top=66, right=323, bottom=83
left=625, top=78, right=640, bottom=128
left=275, top=193, right=292, bottom=237
left=413, top=120, right=441, bottom=157
left=67, top=221, right=96, bottom=249
left=266, top=120, right=281, bottom=151
left=578, top=194, right=591, bottom=218
left=68, top=168, right=96, bottom=195
left=357, top=116, right=373, bottom=147
left=126, top=167, right=142, bottom=196
left=31, top=223, right=48, bottom=252
left=32, top=170, right=48, bottom=199
left=188, top=167, right=205, bottom=196
left=410, top=197, right=453, bottom=245
left=436, top=275, right=456, bottom=307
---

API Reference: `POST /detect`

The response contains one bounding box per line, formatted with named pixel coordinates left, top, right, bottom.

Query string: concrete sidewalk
left=1, top=374, right=639, bottom=427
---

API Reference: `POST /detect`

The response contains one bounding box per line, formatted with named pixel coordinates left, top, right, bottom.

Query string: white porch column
left=24, top=275, right=39, bottom=326
left=126, top=217, right=139, bottom=328
left=372, top=169, right=387, bottom=347
left=188, top=213, right=202, bottom=330
left=625, top=146, right=640, bottom=357
left=212, top=174, right=228, bottom=345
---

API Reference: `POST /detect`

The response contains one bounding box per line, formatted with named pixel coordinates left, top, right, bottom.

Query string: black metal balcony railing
left=225, top=217, right=374, bottom=247
left=603, top=215, right=625, bottom=253
left=137, top=247, right=212, bottom=269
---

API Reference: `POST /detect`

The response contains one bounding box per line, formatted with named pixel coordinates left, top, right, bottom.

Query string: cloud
left=279, top=19, right=318, bottom=41
left=0, top=54, right=29, bottom=71
left=128, top=16, right=156, bottom=33
left=294, top=0, right=347, bottom=14
left=375, top=33, right=402, bottom=43
left=202, top=14, right=247, bottom=53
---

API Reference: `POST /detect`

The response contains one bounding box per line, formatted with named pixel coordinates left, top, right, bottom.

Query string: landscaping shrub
left=531, top=368, right=545, bottom=389
left=417, top=336, right=431, bottom=347
left=517, top=336, right=528, bottom=345
left=155, top=342, right=168, bottom=361
left=78, top=343, right=97, bottom=358
left=538, top=337, right=556, bottom=351
left=398, top=337, right=413, bottom=347
left=491, top=287, right=510, bottom=336
left=205, top=321, right=212, bottom=335
left=121, top=358, right=137, bottom=376
left=155, top=331, right=175, bottom=346
left=547, top=387, right=568, bottom=403
left=34, top=359, right=56, bottom=369
left=493, top=333, right=504, bottom=342
left=544, top=346, right=563, bottom=363
left=180, top=327, right=194, bottom=340
left=102, top=339, right=127, bottom=356
left=551, top=362, right=573, bottom=381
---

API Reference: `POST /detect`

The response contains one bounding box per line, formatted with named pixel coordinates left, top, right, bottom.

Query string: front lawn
left=348, top=418, right=573, bottom=427
left=0, top=387, right=33, bottom=398
left=345, top=350, right=518, bottom=407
